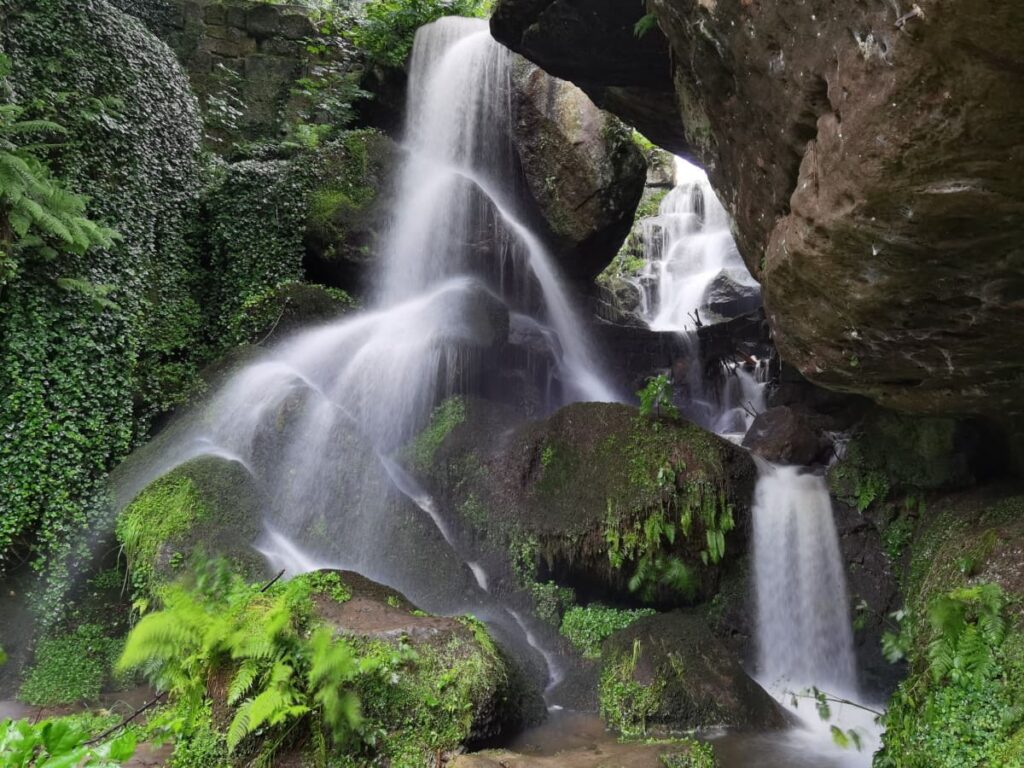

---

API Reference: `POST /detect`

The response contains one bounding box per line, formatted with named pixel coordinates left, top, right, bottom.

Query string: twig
left=260, top=569, right=286, bottom=593
left=788, top=689, right=885, bottom=717
left=84, top=691, right=167, bottom=745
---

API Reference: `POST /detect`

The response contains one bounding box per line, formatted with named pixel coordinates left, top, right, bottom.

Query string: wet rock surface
left=493, top=0, right=1024, bottom=418
left=742, top=406, right=831, bottom=466
left=510, top=56, right=647, bottom=280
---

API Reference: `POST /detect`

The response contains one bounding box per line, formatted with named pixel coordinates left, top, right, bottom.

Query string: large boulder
left=600, top=612, right=789, bottom=733
left=308, top=570, right=543, bottom=748
left=412, top=400, right=757, bottom=607
left=510, top=56, right=647, bottom=280
left=492, top=0, right=1024, bottom=419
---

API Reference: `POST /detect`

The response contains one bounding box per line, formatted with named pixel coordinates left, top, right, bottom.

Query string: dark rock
left=492, top=0, right=1024, bottom=418
left=702, top=268, right=761, bottom=320
left=510, top=55, right=647, bottom=280
left=743, top=406, right=830, bottom=466
left=492, top=0, right=684, bottom=153
left=602, top=612, right=790, bottom=731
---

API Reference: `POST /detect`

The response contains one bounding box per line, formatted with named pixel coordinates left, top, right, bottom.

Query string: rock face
left=601, top=612, right=789, bottom=732
left=511, top=56, right=647, bottom=280
left=492, top=0, right=1024, bottom=418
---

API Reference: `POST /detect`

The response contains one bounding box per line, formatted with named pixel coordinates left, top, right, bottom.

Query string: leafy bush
left=19, top=623, right=122, bottom=707
left=344, top=0, right=493, bottom=68
left=637, top=374, right=679, bottom=420
left=0, top=717, right=135, bottom=767
left=118, top=568, right=385, bottom=758
left=560, top=605, right=655, bottom=659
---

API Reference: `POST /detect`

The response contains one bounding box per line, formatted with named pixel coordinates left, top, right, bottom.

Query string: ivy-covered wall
left=0, top=0, right=204, bottom=613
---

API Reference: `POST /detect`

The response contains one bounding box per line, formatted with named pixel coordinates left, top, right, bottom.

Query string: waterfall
left=636, top=158, right=765, bottom=436
left=751, top=461, right=857, bottom=693
left=113, top=18, right=616, bottom=697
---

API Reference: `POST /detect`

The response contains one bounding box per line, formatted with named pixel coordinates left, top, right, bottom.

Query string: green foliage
left=634, top=13, right=660, bottom=38
left=408, top=396, right=467, bottom=472
left=600, top=639, right=664, bottom=738
left=0, top=0, right=203, bottom=616
left=877, top=584, right=1024, bottom=768
left=345, top=0, right=493, bottom=68
left=0, top=53, right=119, bottom=288
left=882, top=511, right=915, bottom=561
left=0, top=716, right=136, bottom=767
left=528, top=581, right=576, bottom=627
left=118, top=565, right=378, bottom=759
left=301, top=571, right=353, bottom=603
left=560, top=604, right=656, bottom=659
left=19, top=623, right=122, bottom=707
left=660, top=740, right=719, bottom=768
left=638, top=375, right=679, bottom=420
left=926, top=584, right=1006, bottom=684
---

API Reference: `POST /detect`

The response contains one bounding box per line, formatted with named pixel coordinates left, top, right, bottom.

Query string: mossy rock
left=311, top=569, right=543, bottom=748
left=117, top=456, right=269, bottom=596
left=828, top=409, right=978, bottom=511
left=414, top=400, right=756, bottom=607
left=875, top=487, right=1024, bottom=767
left=229, top=281, right=357, bottom=345
left=599, top=612, right=789, bottom=735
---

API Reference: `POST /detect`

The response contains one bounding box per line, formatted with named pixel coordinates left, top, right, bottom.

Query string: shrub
left=19, top=623, right=122, bottom=707
left=560, top=604, right=656, bottom=659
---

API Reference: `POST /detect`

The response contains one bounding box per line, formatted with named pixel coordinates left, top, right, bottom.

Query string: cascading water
left=640, top=160, right=757, bottom=332
left=752, top=462, right=857, bottom=692
left=114, top=17, right=615, bottom=700
left=636, top=159, right=765, bottom=437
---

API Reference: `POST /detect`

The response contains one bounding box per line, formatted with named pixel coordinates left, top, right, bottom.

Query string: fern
left=925, top=583, right=1008, bottom=684
left=0, top=52, right=119, bottom=287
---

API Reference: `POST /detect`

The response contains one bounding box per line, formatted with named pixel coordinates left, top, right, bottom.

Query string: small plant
left=0, top=717, right=136, bottom=767
left=529, top=581, right=576, bottom=627
left=637, top=375, right=679, bottom=420
left=19, top=624, right=122, bottom=707
left=927, top=583, right=1006, bottom=684
left=660, top=740, right=719, bottom=768
left=599, top=639, right=663, bottom=738
left=560, top=604, right=656, bottom=658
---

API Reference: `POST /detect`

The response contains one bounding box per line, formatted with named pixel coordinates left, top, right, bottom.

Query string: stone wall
left=119, top=0, right=346, bottom=146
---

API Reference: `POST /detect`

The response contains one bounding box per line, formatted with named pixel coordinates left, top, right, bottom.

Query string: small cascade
left=636, top=159, right=765, bottom=436
left=640, top=160, right=756, bottom=332
left=752, top=462, right=857, bottom=692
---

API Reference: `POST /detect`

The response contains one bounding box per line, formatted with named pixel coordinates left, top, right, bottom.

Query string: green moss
left=560, top=605, right=657, bottom=659
left=600, top=639, right=665, bottom=739
left=19, top=623, right=122, bottom=706
left=661, top=741, right=720, bottom=768
left=118, top=476, right=209, bottom=598
left=408, top=396, right=467, bottom=473
left=229, top=280, right=356, bottom=345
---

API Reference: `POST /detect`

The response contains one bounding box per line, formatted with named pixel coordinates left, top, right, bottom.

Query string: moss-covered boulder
left=599, top=612, right=788, bottom=736
left=117, top=456, right=269, bottom=596
left=413, top=399, right=756, bottom=608
left=228, top=281, right=357, bottom=346
left=875, top=489, right=1024, bottom=767
left=310, top=569, right=543, bottom=754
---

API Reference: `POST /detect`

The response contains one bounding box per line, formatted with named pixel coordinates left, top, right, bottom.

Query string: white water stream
left=114, top=17, right=618, bottom=700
